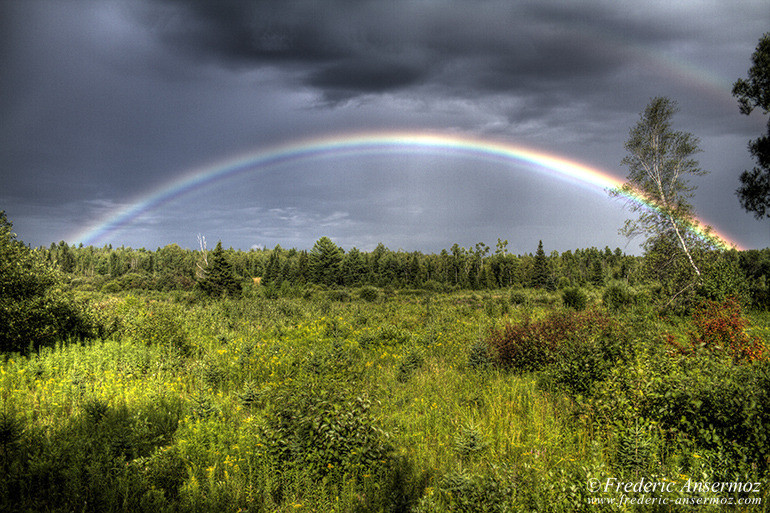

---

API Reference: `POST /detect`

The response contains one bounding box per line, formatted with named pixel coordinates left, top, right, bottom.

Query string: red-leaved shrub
left=690, top=298, right=765, bottom=362
left=487, top=310, right=616, bottom=372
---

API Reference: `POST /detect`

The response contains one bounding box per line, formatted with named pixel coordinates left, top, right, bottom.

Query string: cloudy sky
left=1, top=0, right=768, bottom=254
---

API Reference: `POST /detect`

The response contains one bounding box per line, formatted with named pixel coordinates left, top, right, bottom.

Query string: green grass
left=2, top=289, right=769, bottom=512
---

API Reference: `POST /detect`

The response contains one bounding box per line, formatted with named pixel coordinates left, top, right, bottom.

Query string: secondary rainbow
left=72, top=131, right=740, bottom=250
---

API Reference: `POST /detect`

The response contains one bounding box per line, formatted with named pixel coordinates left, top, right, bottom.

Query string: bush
left=327, top=289, right=351, bottom=302
left=644, top=357, right=770, bottom=477
left=0, top=212, right=97, bottom=353
left=696, top=250, right=750, bottom=305
left=397, top=346, right=425, bottom=383
left=454, top=423, right=488, bottom=459
left=509, top=291, right=527, bottom=305
left=466, top=340, right=494, bottom=370
left=542, top=313, right=629, bottom=397
left=488, top=310, right=623, bottom=380
left=358, top=286, right=379, bottom=302
left=415, top=470, right=514, bottom=513
left=602, top=281, right=634, bottom=312
left=561, top=287, right=587, bottom=310
left=259, top=383, right=393, bottom=478
left=359, top=324, right=412, bottom=348
left=119, top=297, right=191, bottom=354
left=690, top=298, right=765, bottom=362
left=487, top=319, right=553, bottom=373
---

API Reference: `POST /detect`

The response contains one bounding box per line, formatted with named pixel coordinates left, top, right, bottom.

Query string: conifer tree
left=733, top=33, right=770, bottom=218
left=199, top=241, right=241, bottom=298
left=531, top=240, right=548, bottom=288
left=590, top=259, right=605, bottom=287
left=310, top=237, right=343, bottom=286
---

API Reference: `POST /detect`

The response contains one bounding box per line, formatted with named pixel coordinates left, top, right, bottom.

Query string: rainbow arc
left=72, top=131, right=741, bottom=250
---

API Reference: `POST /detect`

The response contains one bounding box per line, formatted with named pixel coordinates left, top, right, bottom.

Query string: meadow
left=2, top=282, right=769, bottom=512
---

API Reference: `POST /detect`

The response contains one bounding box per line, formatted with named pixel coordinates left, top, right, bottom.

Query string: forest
left=38, top=235, right=770, bottom=307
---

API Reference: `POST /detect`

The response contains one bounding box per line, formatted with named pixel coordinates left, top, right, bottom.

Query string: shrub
left=119, top=297, right=191, bottom=354
left=488, top=310, right=624, bottom=381
left=358, top=286, right=379, bottom=302
left=259, top=384, right=393, bottom=478
left=454, top=423, right=488, bottom=459
left=135, top=446, right=188, bottom=500
left=397, top=346, right=425, bottom=383
left=487, top=319, right=552, bottom=373
left=415, top=471, right=513, bottom=513
left=690, top=298, right=765, bottom=362
left=509, top=290, right=527, bottom=305
left=483, top=299, right=500, bottom=317
left=602, top=281, right=634, bottom=312
left=466, top=340, right=494, bottom=370
left=561, top=287, right=587, bottom=310
left=644, top=357, right=770, bottom=477
left=542, top=312, right=628, bottom=397
left=613, top=420, right=658, bottom=474
left=359, top=324, right=412, bottom=348
left=696, top=250, right=750, bottom=305
left=327, top=289, right=351, bottom=302
left=1, top=212, right=97, bottom=353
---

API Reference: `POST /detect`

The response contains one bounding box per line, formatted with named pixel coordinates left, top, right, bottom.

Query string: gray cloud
left=141, top=0, right=647, bottom=98
left=1, top=0, right=768, bottom=252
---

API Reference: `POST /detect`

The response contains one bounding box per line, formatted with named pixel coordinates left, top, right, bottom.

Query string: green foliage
left=326, top=288, right=351, bottom=302
left=602, top=281, right=635, bottom=312
left=466, top=340, right=494, bottom=369
left=614, top=97, right=717, bottom=309
left=259, top=382, right=393, bottom=479
left=531, top=240, right=548, bottom=288
left=509, top=290, right=527, bottom=305
left=561, top=287, right=587, bottom=310
left=198, top=241, right=241, bottom=298
left=645, top=357, right=770, bottom=477
left=543, top=313, right=629, bottom=397
left=732, top=32, right=770, bottom=218
left=358, top=285, right=379, bottom=302
left=415, top=471, right=514, bottom=513
left=453, top=422, right=488, bottom=459
left=359, top=324, right=412, bottom=348
left=696, top=250, right=750, bottom=304
left=396, top=346, right=426, bottom=383
left=3, top=279, right=769, bottom=511
left=118, top=297, right=191, bottom=354
left=0, top=211, right=97, bottom=353
left=310, top=236, right=344, bottom=286
left=613, top=419, right=658, bottom=474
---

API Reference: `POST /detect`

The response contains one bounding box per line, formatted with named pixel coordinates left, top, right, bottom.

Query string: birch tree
left=613, top=97, right=714, bottom=305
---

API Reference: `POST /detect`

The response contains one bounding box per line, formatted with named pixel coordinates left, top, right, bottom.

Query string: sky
left=1, top=0, right=768, bottom=255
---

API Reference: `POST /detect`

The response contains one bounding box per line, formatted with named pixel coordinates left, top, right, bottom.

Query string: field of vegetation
left=2, top=212, right=770, bottom=512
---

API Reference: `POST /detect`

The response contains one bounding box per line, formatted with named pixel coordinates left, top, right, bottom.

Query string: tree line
left=45, top=237, right=636, bottom=290
left=40, top=235, right=769, bottom=307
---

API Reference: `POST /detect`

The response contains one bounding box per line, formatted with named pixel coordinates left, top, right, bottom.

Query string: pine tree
left=310, top=237, right=343, bottom=286
left=199, top=241, right=241, bottom=298
left=262, top=247, right=282, bottom=286
left=590, top=259, right=605, bottom=287
left=531, top=240, right=548, bottom=288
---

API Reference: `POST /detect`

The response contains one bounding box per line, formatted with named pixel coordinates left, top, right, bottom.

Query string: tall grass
left=1, top=290, right=768, bottom=511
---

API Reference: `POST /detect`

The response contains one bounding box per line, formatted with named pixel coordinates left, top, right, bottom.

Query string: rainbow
left=71, top=131, right=740, bottom=250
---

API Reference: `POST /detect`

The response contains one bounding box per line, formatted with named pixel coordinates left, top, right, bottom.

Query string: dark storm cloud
left=142, top=0, right=651, bottom=100
left=148, top=0, right=347, bottom=63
